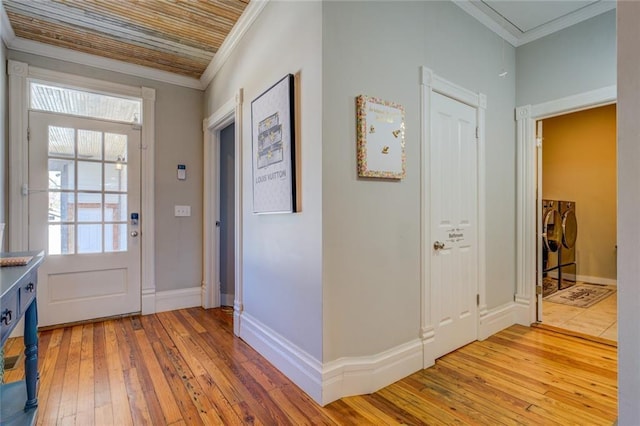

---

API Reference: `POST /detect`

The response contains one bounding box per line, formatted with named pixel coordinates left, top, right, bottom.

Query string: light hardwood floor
left=2, top=308, right=617, bottom=425
left=543, top=285, right=617, bottom=341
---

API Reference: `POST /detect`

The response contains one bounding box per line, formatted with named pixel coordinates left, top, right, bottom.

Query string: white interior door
left=28, top=111, right=141, bottom=326
left=430, top=91, right=478, bottom=359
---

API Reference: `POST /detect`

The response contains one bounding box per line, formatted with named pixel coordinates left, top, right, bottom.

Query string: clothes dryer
left=558, top=201, right=577, bottom=289
left=542, top=199, right=561, bottom=276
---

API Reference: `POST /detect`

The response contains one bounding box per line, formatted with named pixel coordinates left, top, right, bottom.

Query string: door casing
left=203, top=90, right=244, bottom=336
left=7, top=61, right=157, bottom=320
left=420, top=67, right=487, bottom=368
left=514, top=85, right=617, bottom=326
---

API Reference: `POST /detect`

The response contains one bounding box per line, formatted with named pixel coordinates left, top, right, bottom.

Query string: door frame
left=203, top=89, right=244, bottom=336
left=420, top=67, right=487, bottom=368
left=514, top=85, right=616, bottom=326
left=7, top=60, right=156, bottom=313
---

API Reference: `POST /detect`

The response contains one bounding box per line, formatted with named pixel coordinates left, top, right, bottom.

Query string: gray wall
left=1, top=41, right=7, bottom=251
left=516, top=10, right=616, bottom=106
left=7, top=50, right=204, bottom=292
left=204, top=1, right=323, bottom=360
left=617, top=3, right=640, bottom=423
left=322, top=1, right=516, bottom=360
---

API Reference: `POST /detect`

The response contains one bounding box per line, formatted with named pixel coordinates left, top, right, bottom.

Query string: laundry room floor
left=542, top=284, right=617, bottom=341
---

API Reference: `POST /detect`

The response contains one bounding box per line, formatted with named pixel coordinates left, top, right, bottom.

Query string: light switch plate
left=174, top=205, right=191, bottom=217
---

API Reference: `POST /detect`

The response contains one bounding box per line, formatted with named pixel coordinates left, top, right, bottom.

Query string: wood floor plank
left=3, top=312, right=618, bottom=425
left=75, top=323, right=95, bottom=425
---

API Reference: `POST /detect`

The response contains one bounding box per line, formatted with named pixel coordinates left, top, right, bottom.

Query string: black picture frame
left=251, top=74, right=296, bottom=214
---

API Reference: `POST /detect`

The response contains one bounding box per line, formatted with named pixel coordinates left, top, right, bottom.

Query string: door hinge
left=536, top=285, right=543, bottom=295
left=27, top=127, right=30, bottom=142
left=475, top=126, right=479, bottom=139
left=476, top=294, right=480, bottom=306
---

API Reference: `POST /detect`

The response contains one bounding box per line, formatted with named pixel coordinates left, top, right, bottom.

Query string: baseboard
left=154, top=286, right=202, bottom=313
left=238, top=312, right=323, bottom=404
left=577, top=275, right=617, bottom=286
left=142, top=288, right=156, bottom=315
left=322, top=338, right=423, bottom=406
left=513, top=297, right=534, bottom=326
left=221, top=293, right=235, bottom=307
left=479, top=302, right=517, bottom=340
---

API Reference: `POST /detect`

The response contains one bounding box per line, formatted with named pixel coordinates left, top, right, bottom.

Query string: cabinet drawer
left=1, top=289, right=19, bottom=344
left=19, top=271, right=37, bottom=313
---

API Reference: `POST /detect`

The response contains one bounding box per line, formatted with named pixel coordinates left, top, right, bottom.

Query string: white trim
left=576, top=275, right=617, bottom=286
left=154, top=287, right=202, bottom=313
left=8, top=60, right=156, bottom=317
left=419, top=66, right=486, bottom=368
left=322, top=339, right=423, bottom=406
left=515, top=86, right=617, bottom=326
left=454, top=0, right=616, bottom=47
left=479, top=302, right=518, bottom=340
left=452, top=1, right=519, bottom=47
left=7, top=37, right=202, bottom=90
left=140, top=87, right=156, bottom=315
left=239, top=312, right=323, bottom=404
left=7, top=60, right=29, bottom=251
left=199, top=0, right=269, bottom=89
left=202, top=90, right=244, bottom=337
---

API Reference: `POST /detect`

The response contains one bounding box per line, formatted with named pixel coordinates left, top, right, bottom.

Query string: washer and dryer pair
left=542, top=200, right=578, bottom=291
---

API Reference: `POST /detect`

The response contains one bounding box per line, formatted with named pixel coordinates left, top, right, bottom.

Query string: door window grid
left=48, top=125, right=128, bottom=255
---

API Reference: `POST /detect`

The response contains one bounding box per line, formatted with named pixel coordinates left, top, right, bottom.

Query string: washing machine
left=558, top=201, right=578, bottom=289
left=542, top=200, right=562, bottom=275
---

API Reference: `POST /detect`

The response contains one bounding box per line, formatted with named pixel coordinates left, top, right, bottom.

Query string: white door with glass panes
left=28, top=111, right=141, bottom=326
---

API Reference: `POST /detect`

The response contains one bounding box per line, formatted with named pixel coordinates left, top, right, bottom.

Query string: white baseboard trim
left=322, top=338, right=423, bottom=406
left=479, top=302, right=517, bottom=340
left=221, top=293, right=235, bottom=307
left=154, top=287, right=202, bottom=313
left=513, top=298, right=534, bottom=326
left=142, top=288, right=156, bottom=315
left=577, top=275, right=617, bottom=286
left=239, top=312, right=323, bottom=404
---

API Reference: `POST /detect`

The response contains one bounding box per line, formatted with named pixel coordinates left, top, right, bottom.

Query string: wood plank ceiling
left=3, top=0, right=249, bottom=79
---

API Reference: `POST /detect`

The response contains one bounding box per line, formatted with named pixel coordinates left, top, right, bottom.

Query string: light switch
left=174, top=205, right=191, bottom=217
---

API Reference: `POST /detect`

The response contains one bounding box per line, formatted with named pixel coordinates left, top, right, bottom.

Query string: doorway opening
left=536, top=104, right=617, bottom=341
left=203, top=91, right=243, bottom=336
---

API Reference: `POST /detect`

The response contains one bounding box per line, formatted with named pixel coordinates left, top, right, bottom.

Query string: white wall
left=7, top=50, right=204, bottom=292
left=516, top=10, right=616, bottom=106
left=204, top=1, right=323, bottom=360
left=1, top=40, right=7, bottom=251
left=322, top=1, right=516, bottom=360
left=617, top=3, right=640, bottom=423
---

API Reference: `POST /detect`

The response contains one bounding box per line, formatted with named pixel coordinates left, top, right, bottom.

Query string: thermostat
left=177, top=164, right=186, bottom=180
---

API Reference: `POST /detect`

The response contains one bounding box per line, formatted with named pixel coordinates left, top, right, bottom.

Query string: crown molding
left=517, top=0, right=616, bottom=46
left=454, top=0, right=616, bottom=47
left=200, top=0, right=269, bottom=89
left=453, top=1, right=518, bottom=46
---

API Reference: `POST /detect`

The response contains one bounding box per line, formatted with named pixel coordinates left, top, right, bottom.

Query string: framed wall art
left=251, top=74, right=297, bottom=214
left=356, top=95, right=406, bottom=179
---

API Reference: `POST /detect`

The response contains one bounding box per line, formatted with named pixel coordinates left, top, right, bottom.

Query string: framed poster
left=356, top=95, right=406, bottom=179
left=251, top=74, right=296, bottom=214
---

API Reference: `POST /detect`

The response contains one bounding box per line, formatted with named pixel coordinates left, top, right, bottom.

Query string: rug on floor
left=544, top=283, right=615, bottom=308
left=543, top=276, right=558, bottom=297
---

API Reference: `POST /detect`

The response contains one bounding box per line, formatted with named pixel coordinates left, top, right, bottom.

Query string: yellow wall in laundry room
left=542, top=103, right=617, bottom=282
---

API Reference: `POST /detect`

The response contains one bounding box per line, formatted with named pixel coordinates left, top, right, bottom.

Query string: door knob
left=433, top=241, right=445, bottom=250
left=130, top=230, right=139, bottom=237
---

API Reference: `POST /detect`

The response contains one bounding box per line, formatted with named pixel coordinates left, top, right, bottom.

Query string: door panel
left=28, top=111, right=141, bottom=326
left=430, top=92, right=478, bottom=359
